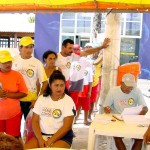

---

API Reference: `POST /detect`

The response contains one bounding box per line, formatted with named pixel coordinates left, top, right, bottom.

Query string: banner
left=139, top=13, right=150, bottom=79
left=34, top=13, right=60, bottom=61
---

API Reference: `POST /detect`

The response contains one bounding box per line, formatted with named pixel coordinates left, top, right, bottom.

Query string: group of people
left=0, top=36, right=110, bottom=149
left=1, top=35, right=150, bottom=150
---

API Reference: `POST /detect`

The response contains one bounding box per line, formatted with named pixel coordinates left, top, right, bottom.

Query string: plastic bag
left=23, top=108, right=34, bottom=143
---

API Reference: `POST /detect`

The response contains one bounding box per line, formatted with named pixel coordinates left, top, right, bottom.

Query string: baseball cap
left=122, top=73, right=136, bottom=87
left=73, top=44, right=82, bottom=51
left=19, top=36, right=34, bottom=46
left=0, top=50, right=14, bottom=63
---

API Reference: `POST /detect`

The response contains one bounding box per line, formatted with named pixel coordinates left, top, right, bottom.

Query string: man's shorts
left=90, top=84, right=99, bottom=102
left=78, top=85, right=89, bottom=97
left=70, top=91, right=79, bottom=107
left=77, top=97, right=90, bottom=111
left=42, top=129, right=74, bottom=146
left=0, top=111, right=22, bottom=136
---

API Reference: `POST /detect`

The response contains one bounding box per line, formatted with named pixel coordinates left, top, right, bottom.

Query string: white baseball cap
left=122, top=73, right=136, bottom=87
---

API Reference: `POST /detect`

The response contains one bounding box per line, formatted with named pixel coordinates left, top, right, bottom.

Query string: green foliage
left=28, top=16, right=35, bottom=23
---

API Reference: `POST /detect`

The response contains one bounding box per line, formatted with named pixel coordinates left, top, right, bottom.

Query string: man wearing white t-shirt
left=12, top=36, right=48, bottom=119
left=103, top=73, right=148, bottom=150
left=55, top=38, right=110, bottom=89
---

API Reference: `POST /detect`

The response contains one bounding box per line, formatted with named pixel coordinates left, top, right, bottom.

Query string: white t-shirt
left=103, top=86, right=146, bottom=114
left=33, top=94, right=76, bottom=134
left=12, top=55, right=48, bottom=101
left=69, top=57, right=92, bottom=91
left=83, top=66, right=93, bottom=86
left=55, top=52, right=80, bottom=81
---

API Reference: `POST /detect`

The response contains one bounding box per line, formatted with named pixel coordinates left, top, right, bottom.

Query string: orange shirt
left=0, top=70, right=28, bottom=120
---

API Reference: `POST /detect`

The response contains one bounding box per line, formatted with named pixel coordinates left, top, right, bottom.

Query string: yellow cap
left=0, top=50, right=14, bottom=63
left=19, top=36, right=34, bottom=46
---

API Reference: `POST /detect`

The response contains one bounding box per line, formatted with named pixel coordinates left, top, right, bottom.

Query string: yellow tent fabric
left=0, top=0, right=150, bottom=12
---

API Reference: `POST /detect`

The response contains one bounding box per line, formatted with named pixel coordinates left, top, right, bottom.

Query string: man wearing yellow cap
left=12, top=36, right=48, bottom=119
left=0, top=50, right=28, bottom=138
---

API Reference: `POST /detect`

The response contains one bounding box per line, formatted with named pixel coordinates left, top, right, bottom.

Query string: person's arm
left=104, top=106, right=112, bottom=113
left=103, top=89, right=114, bottom=114
left=29, top=80, right=48, bottom=109
left=87, top=82, right=92, bottom=98
left=39, top=81, right=48, bottom=95
left=139, top=106, right=148, bottom=115
left=32, top=113, right=47, bottom=148
left=6, top=92, right=27, bottom=99
left=80, top=38, right=110, bottom=57
left=144, top=125, right=150, bottom=144
left=47, top=115, right=74, bottom=147
left=137, top=88, right=148, bottom=115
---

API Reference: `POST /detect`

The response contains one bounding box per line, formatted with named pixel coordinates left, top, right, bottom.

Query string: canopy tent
left=0, top=0, right=150, bottom=12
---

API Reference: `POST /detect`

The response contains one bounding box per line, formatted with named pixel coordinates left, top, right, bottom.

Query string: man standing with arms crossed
left=13, top=36, right=48, bottom=119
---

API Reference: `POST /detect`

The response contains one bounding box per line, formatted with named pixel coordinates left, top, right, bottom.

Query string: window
left=60, top=13, right=93, bottom=45
left=121, top=13, right=142, bottom=38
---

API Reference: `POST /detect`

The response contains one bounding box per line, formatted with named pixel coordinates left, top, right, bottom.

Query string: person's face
left=73, top=48, right=80, bottom=53
left=20, top=44, right=34, bottom=59
left=121, top=82, right=133, bottom=94
left=62, top=43, right=74, bottom=56
left=44, top=54, right=56, bottom=67
left=50, top=79, right=65, bottom=97
left=0, top=61, right=12, bottom=72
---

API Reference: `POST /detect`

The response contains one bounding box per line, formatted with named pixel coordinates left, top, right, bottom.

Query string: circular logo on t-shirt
left=52, top=109, right=62, bottom=119
left=128, top=98, right=134, bottom=105
left=26, top=69, right=34, bottom=78
left=76, top=65, right=81, bottom=71
left=66, top=62, right=71, bottom=69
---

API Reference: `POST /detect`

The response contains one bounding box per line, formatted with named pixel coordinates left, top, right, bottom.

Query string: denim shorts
left=42, top=129, right=73, bottom=146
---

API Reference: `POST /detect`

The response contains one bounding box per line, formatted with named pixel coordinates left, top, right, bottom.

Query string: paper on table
left=123, top=115, right=150, bottom=125
left=94, top=116, right=113, bottom=124
left=121, top=105, right=143, bottom=115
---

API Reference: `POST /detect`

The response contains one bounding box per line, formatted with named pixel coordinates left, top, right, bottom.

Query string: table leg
left=87, top=127, right=96, bottom=150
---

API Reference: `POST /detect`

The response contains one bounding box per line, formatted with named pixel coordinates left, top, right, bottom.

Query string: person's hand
left=29, top=100, right=36, bottom=108
left=144, top=126, right=150, bottom=144
left=0, top=89, right=7, bottom=98
left=101, top=38, right=110, bottom=49
left=46, top=139, right=54, bottom=147
left=139, top=106, right=148, bottom=115
left=87, top=92, right=91, bottom=98
left=38, top=138, right=47, bottom=148
left=104, top=106, right=112, bottom=113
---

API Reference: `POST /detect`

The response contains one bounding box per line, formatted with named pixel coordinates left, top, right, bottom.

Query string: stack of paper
left=123, top=115, right=150, bottom=125
left=121, top=105, right=143, bottom=115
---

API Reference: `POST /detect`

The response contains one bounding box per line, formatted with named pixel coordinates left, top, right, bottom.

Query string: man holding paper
left=103, top=73, right=148, bottom=150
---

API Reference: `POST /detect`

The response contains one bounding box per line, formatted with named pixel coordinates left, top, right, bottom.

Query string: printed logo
left=128, top=98, right=134, bottom=105
left=52, top=109, right=62, bottom=119
left=26, top=69, right=34, bottom=78
left=84, top=70, right=88, bottom=76
left=76, top=65, right=81, bottom=71
left=66, top=62, right=71, bottom=69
